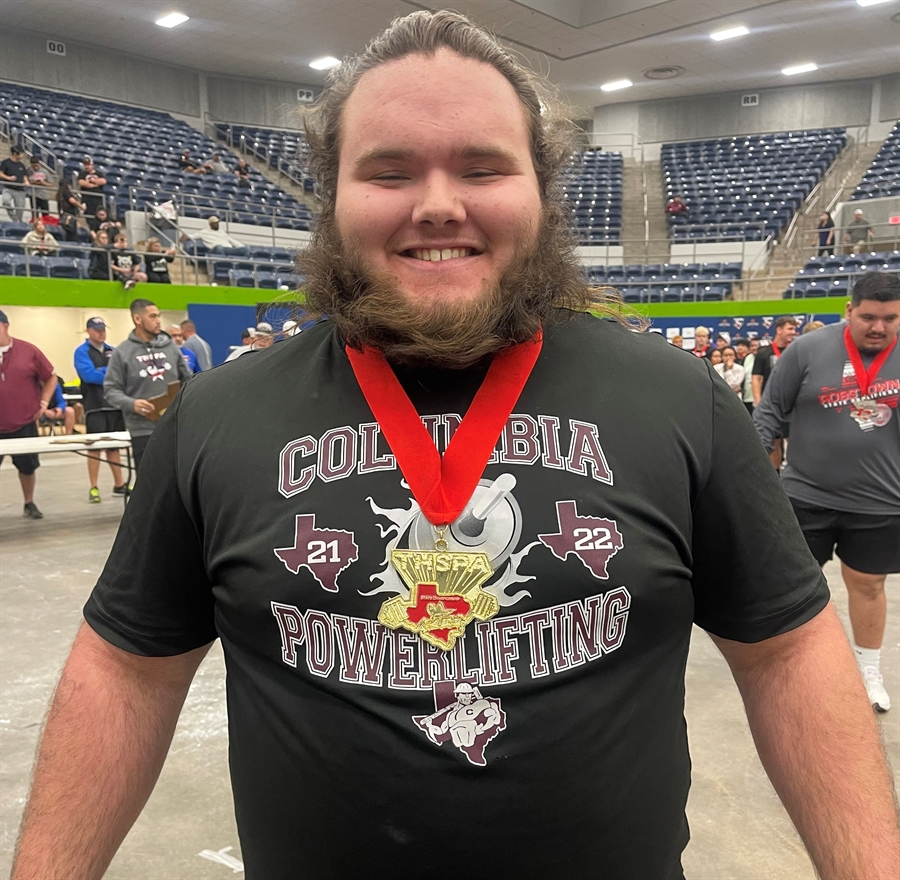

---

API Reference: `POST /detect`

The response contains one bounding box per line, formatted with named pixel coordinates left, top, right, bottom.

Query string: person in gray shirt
left=104, top=299, right=193, bottom=470
left=179, top=319, right=213, bottom=371
left=753, top=272, right=900, bottom=713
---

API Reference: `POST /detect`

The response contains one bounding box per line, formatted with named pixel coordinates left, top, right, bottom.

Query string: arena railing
left=129, top=189, right=312, bottom=247
left=210, top=121, right=313, bottom=192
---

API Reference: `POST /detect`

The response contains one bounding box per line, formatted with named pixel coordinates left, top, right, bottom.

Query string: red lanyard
left=346, top=334, right=542, bottom=526
left=844, top=325, right=897, bottom=398
left=771, top=343, right=781, bottom=359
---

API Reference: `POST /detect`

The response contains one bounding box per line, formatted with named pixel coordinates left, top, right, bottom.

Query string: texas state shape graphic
left=537, top=500, right=623, bottom=579
left=274, top=514, right=358, bottom=592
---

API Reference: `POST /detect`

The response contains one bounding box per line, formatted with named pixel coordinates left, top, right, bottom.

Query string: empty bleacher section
left=587, top=261, right=741, bottom=303
left=215, top=124, right=313, bottom=192
left=781, top=251, right=900, bottom=298
left=0, top=82, right=315, bottom=231
left=563, top=149, right=622, bottom=244
left=662, top=128, right=848, bottom=242
left=852, top=122, right=900, bottom=201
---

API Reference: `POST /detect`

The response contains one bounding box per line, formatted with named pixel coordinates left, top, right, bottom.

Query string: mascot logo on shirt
left=365, top=473, right=540, bottom=609
left=413, top=680, right=506, bottom=766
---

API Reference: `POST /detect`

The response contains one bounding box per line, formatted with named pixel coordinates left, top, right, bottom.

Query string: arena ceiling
left=2, top=0, right=899, bottom=115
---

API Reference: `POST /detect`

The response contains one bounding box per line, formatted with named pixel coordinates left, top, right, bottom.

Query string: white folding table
left=0, top=431, right=134, bottom=502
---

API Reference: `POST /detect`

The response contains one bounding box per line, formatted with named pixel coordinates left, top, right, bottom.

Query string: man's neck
left=133, top=328, right=154, bottom=343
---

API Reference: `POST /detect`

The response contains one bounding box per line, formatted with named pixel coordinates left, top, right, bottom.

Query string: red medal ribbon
left=844, top=324, right=897, bottom=398
left=346, top=334, right=542, bottom=526
left=771, top=342, right=781, bottom=359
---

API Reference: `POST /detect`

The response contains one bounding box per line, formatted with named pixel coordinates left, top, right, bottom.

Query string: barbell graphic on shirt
left=408, top=473, right=522, bottom=570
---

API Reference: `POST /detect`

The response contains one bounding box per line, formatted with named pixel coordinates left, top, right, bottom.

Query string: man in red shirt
left=0, top=310, right=58, bottom=518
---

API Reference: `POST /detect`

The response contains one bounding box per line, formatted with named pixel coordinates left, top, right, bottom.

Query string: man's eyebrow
left=353, top=144, right=523, bottom=169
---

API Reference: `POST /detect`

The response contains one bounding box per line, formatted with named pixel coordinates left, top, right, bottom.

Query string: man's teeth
left=408, top=248, right=474, bottom=261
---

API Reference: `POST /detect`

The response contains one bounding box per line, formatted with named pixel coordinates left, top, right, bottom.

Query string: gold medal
left=378, top=529, right=499, bottom=651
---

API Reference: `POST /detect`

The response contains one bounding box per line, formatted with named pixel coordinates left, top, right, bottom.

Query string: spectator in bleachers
left=714, top=347, right=745, bottom=396
left=77, top=157, right=108, bottom=219
left=57, top=178, right=85, bottom=242
left=665, top=195, right=689, bottom=217
left=165, top=325, right=200, bottom=373
left=143, top=238, right=177, bottom=283
left=815, top=211, right=835, bottom=256
left=179, top=149, right=207, bottom=174
left=0, top=145, right=30, bottom=222
left=110, top=233, right=147, bottom=291
left=88, top=230, right=113, bottom=280
left=21, top=220, right=60, bottom=255
left=204, top=153, right=230, bottom=174
left=234, top=158, right=252, bottom=189
left=183, top=215, right=245, bottom=250
left=87, top=207, right=121, bottom=243
left=843, top=208, right=874, bottom=255
left=26, top=156, right=52, bottom=216
left=180, top=320, right=213, bottom=371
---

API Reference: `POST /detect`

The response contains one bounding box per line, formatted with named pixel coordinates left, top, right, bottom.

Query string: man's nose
left=411, top=173, right=466, bottom=227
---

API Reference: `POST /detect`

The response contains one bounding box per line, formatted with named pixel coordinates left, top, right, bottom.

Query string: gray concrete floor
left=1, top=456, right=897, bottom=880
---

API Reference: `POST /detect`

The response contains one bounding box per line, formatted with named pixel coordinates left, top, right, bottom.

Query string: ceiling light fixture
left=710, top=25, right=749, bottom=41
left=600, top=79, right=633, bottom=92
left=310, top=56, right=340, bottom=71
left=155, top=13, right=189, bottom=28
left=856, top=0, right=892, bottom=7
left=782, top=62, right=818, bottom=76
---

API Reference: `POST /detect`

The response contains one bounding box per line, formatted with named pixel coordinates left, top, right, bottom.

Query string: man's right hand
left=133, top=399, right=153, bottom=417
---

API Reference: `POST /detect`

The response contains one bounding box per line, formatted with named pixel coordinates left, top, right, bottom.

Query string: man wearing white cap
left=844, top=208, right=874, bottom=255
left=183, top=215, right=245, bottom=251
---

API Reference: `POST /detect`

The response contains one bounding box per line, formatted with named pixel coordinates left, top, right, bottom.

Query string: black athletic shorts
left=790, top=498, right=900, bottom=574
left=0, top=422, right=40, bottom=475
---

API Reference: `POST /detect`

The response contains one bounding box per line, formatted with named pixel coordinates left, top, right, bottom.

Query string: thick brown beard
left=297, top=207, right=595, bottom=369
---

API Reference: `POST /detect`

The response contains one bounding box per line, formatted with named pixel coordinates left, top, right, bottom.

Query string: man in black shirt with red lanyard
left=753, top=315, right=797, bottom=467
left=11, top=12, right=900, bottom=880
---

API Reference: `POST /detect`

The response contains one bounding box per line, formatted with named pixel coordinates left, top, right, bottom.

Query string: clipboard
left=146, top=381, right=181, bottom=422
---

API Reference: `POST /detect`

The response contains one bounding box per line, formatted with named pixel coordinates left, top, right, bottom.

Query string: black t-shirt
left=751, top=343, right=787, bottom=393
left=81, top=344, right=114, bottom=411
left=145, top=253, right=173, bottom=277
left=84, top=314, right=827, bottom=880
left=78, top=169, right=106, bottom=194
left=110, top=249, right=139, bottom=272
left=0, top=157, right=28, bottom=185
left=179, top=156, right=197, bottom=170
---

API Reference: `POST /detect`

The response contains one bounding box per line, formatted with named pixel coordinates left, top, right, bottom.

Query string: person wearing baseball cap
left=74, top=317, right=127, bottom=502
left=0, top=308, right=57, bottom=518
left=844, top=207, right=874, bottom=255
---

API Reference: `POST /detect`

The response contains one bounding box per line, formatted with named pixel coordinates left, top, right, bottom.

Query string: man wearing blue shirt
left=74, top=318, right=127, bottom=503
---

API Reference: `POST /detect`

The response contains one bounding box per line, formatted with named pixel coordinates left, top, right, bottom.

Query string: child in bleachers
left=109, top=233, right=147, bottom=290
left=26, top=156, right=52, bottom=215
left=88, top=230, right=113, bottom=280
left=143, top=237, right=176, bottom=284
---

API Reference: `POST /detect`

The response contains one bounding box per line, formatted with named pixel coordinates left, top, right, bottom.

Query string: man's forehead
left=340, top=50, right=530, bottom=152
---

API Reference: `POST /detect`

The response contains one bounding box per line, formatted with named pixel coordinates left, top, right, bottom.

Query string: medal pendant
left=379, top=542, right=498, bottom=651
left=853, top=396, right=878, bottom=417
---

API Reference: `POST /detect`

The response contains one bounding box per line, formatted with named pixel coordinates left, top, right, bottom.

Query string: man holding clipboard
left=103, top=298, right=192, bottom=470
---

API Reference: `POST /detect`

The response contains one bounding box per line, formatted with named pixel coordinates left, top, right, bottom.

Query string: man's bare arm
left=710, top=605, right=900, bottom=880
left=12, top=623, right=212, bottom=880
left=751, top=373, right=763, bottom=406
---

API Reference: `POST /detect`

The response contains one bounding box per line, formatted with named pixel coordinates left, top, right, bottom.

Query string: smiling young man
left=11, top=12, right=900, bottom=880
left=754, top=272, right=900, bottom=713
